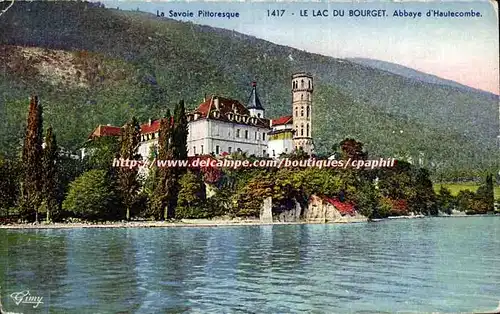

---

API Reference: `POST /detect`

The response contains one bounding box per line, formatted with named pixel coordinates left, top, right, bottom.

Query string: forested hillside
left=0, top=1, right=498, bottom=178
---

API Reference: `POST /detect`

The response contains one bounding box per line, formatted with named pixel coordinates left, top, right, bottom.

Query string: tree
left=409, top=168, right=438, bottom=215
left=20, top=96, right=44, bottom=222
left=340, top=138, right=367, bottom=160
left=41, top=126, right=59, bottom=222
left=175, top=170, right=207, bottom=218
left=476, top=173, right=495, bottom=212
left=150, top=112, right=174, bottom=220
left=436, top=186, right=455, bottom=215
left=62, top=170, right=118, bottom=220
left=117, top=117, right=141, bottom=220
left=168, top=100, right=189, bottom=219
left=172, top=100, right=188, bottom=160
left=0, top=156, right=20, bottom=214
left=82, top=136, right=119, bottom=172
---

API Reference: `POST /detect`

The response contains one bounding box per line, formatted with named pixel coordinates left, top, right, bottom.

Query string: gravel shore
left=0, top=217, right=369, bottom=229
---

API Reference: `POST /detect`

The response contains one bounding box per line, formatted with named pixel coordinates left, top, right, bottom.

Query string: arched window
left=301, top=106, right=304, bottom=117
left=301, top=124, right=304, bottom=136
left=306, top=124, right=309, bottom=137
left=301, top=94, right=303, bottom=100
left=306, top=106, right=310, bottom=118
left=301, top=79, right=304, bottom=88
left=295, top=109, right=298, bottom=117
left=308, top=81, right=311, bottom=89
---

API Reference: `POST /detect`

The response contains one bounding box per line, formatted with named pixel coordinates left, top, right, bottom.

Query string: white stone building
left=88, top=73, right=315, bottom=160
left=268, top=115, right=293, bottom=158
left=185, top=84, right=270, bottom=157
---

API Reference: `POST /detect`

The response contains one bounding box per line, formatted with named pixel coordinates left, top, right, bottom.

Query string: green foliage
left=0, top=1, right=497, bottom=179
left=56, top=155, right=87, bottom=216
left=82, top=136, right=119, bottom=172
left=0, top=156, right=20, bottom=212
left=175, top=170, right=207, bottom=219
left=235, top=172, right=274, bottom=217
left=475, top=174, right=495, bottom=212
left=340, top=138, right=368, bottom=160
left=436, top=186, right=455, bottom=215
left=62, top=169, right=119, bottom=220
left=41, top=126, right=59, bottom=222
left=408, top=168, right=438, bottom=215
left=150, top=113, right=174, bottom=220
left=351, top=180, right=380, bottom=218
left=117, top=117, right=141, bottom=220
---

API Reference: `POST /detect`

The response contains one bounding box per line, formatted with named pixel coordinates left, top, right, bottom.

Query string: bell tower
left=291, top=72, right=313, bottom=154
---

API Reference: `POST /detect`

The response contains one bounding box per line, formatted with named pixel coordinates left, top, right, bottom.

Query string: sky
left=100, top=0, right=499, bottom=94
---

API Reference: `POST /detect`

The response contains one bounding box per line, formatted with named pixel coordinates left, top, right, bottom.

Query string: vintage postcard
left=0, top=0, right=499, bottom=313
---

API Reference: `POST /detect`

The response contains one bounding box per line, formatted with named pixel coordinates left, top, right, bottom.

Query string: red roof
left=189, top=95, right=270, bottom=129
left=140, top=117, right=174, bottom=134
left=140, top=120, right=160, bottom=134
left=324, top=197, right=356, bottom=216
left=271, top=115, right=293, bottom=126
left=88, top=125, right=122, bottom=139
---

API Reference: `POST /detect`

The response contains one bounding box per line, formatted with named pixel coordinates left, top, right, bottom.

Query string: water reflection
left=0, top=217, right=499, bottom=313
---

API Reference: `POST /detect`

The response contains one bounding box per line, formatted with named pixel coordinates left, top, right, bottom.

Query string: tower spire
left=247, top=81, right=265, bottom=118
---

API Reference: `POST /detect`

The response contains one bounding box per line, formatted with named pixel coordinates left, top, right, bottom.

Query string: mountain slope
left=348, top=57, right=499, bottom=98
left=0, top=1, right=498, bottom=177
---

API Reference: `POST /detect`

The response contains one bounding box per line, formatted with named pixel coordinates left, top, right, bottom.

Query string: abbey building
left=88, top=72, right=315, bottom=159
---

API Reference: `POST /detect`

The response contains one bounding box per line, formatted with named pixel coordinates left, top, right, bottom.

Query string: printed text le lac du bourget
left=156, top=9, right=481, bottom=19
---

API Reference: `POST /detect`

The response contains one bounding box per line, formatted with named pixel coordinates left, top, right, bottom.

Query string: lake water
left=0, top=217, right=499, bottom=313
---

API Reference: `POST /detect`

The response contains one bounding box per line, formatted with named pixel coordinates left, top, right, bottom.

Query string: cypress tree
left=151, top=110, right=174, bottom=220
left=20, top=95, right=44, bottom=222
left=169, top=100, right=189, bottom=219
left=118, top=117, right=141, bottom=221
left=42, top=126, right=58, bottom=222
left=173, top=100, right=188, bottom=160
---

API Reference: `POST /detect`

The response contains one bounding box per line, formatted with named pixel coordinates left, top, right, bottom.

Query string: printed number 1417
left=267, top=10, right=285, bottom=17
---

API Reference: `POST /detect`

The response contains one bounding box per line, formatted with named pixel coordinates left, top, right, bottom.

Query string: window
left=255, top=132, right=257, bottom=140
left=245, top=130, right=248, bottom=139
left=301, top=79, right=304, bottom=88
left=201, top=145, right=204, bottom=154
left=301, top=106, right=304, bottom=117
left=257, top=113, right=261, bottom=118
left=301, top=124, right=304, bottom=136
left=216, top=145, right=220, bottom=154
left=295, top=109, right=298, bottom=117
left=306, top=124, right=309, bottom=137
left=193, top=146, right=196, bottom=155
left=307, top=106, right=310, bottom=118
left=236, top=129, right=240, bottom=138
left=285, top=148, right=288, bottom=153
left=263, top=149, right=266, bottom=156
left=262, top=133, right=266, bottom=141
left=308, top=81, right=311, bottom=89
left=272, top=150, right=275, bottom=157
left=151, top=133, right=155, bottom=139
left=301, top=94, right=303, bottom=100
left=228, top=147, right=232, bottom=153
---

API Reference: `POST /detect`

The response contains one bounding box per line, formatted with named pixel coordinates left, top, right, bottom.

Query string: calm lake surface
left=0, top=217, right=499, bottom=313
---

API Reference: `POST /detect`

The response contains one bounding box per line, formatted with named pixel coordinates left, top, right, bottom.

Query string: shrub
left=62, top=170, right=118, bottom=220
